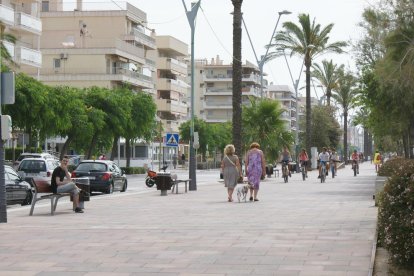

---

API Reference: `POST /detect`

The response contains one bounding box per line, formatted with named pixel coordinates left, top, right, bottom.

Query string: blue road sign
left=166, top=133, right=179, bottom=147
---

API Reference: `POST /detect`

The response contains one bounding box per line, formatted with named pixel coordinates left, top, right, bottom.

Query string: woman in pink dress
left=245, top=142, right=266, bottom=201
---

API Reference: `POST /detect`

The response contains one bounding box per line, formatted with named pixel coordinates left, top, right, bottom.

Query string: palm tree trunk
left=305, top=63, right=312, bottom=166
left=232, top=0, right=243, bottom=158
left=343, top=111, right=348, bottom=164
left=326, top=88, right=331, bottom=106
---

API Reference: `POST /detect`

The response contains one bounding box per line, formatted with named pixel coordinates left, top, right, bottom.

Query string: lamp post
left=182, top=0, right=201, bottom=191
left=242, top=10, right=291, bottom=98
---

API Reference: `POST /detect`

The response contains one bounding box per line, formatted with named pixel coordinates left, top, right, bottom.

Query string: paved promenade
left=0, top=162, right=378, bottom=276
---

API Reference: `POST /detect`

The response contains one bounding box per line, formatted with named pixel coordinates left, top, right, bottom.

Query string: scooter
left=145, top=165, right=168, bottom=188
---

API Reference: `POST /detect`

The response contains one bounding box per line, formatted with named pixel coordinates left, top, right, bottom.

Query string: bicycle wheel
left=331, top=166, right=335, bottom=178
left=353, top=164, right=357, bottom=176
left=302, top=168, right=306, bottom=181
left=321, top=168, right=325, bottom=183
left=284, top=174, right=288, bottom=183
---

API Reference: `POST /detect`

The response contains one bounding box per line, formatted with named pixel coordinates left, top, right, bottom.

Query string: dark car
left=5, top=165, right=33, bottom=206
left=71, top=160, right=127, bottom=194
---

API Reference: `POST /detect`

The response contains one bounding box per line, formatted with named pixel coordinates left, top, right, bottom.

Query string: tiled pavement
left=0, top=162, right=378, bottom=276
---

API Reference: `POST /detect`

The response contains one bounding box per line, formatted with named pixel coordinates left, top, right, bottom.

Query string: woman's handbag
left=226, top=156, right=243, bottom=183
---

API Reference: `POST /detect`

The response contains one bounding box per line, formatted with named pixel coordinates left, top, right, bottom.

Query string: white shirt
left=319, top=152, right=330, bottom=162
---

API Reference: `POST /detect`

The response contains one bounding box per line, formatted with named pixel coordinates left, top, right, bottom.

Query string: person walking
left=374, top=150, right=382, bottom=172
left=221, top=144, right=242, bottom=202
left=245, top=142, right=266, bottom=202
left=172, top=153, right=178, bottom=169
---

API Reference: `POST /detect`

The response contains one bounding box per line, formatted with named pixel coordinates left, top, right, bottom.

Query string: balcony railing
left=3, top=41, right=15, bottom=58
left=0, top=4, right=14, bottom=25
left=15, top=46, right=42, bottom=67
left=124, top=27, right=156, bottom=49
left=15, top=12, right=42, bottom=33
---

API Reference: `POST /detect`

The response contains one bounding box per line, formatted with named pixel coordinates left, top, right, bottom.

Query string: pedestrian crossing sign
left=166, top=133, right=179, bottom=147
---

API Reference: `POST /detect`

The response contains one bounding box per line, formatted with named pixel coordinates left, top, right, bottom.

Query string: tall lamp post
left=182, top=0, right=201, bottom=191
left=242, top=10, right=291, bottom=98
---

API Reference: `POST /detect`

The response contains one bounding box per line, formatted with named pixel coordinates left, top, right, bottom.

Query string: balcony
left=39, top=68, right=154, bottom=89
left=204, top=74, right=232, bottom=82
left=123, top=28, right=156, bottom=50
left=157, top=78, right=189, bottom=94
left=203, top=101, right=231, bottom=110
left=15, top=46, right=42, bottom=67
left=157, top=57, right=187, bottom=75
left=0, top=4, right=14, bottom=26
left=156, top=99, right=188, bottom=115
left=3, top=41, right=15, bottom=59
left=205, top=87, right=231, bottom=95
left=162, top=120, right=181, bottom=133
left=145, top=58, right=156, bottom=72
left=14, top=12, right=42, bottom=34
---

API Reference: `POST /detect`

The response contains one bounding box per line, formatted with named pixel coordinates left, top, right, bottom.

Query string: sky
left=125, top=0, right=377, bottom=100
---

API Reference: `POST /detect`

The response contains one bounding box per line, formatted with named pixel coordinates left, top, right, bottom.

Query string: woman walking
left=221, top=144, right=242, bottom=202
left=245, top=142, right=266, bottom=201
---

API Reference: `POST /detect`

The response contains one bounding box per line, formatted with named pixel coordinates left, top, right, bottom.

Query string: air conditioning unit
left=60, top=53, right=68, bottom=59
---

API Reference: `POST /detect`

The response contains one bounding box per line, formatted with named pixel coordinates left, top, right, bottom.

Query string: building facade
left=37, top=0, right=155, bottom=92
left=195, top=56, right=262, bottom=123
left=0, top=0, right=42, bottom=73
left=267, top=85, right=298, bottom=131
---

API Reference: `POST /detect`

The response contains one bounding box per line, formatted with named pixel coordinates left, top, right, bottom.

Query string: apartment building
left=0, top=0, right=42, bottom=73
left=196, top=56, right=262, bottom=123
left=36, top=0, right=155, bottom=92
left=268, top=85, right=298, bottom=131
left=151, top=35, right=189, bottom=134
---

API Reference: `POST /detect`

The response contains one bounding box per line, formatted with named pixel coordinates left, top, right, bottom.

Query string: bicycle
left=300, top=161, right=307, bottom=181
left=352, top=160, right=359, bottom=177
left=320, top=161, right=327, bottom=183
left=281, top=161, right=289, bottom=183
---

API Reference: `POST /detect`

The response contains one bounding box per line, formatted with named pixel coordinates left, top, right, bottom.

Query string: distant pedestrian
left=172, top=153, right=178, bottom=169
left=374, top=150, right=382, bottom=172
left=221, top=144, right=242, bottom=202
left=245, top=142, right=266, bottom=202
left=98, top=154, right=106, bottom=160
left=181, top=153, right=186, bottom=168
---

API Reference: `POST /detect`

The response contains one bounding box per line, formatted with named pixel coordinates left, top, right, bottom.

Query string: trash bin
left=265, top=164, right=273, bottom=177
left=71, top=177, right=90, bottom=209
left=156, top=172, right=172, bottom=196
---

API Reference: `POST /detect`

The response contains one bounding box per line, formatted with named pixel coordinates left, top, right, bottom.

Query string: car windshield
left=20, top=160, right=46, bottom=171
left=76, top=162, right=107, bottom=172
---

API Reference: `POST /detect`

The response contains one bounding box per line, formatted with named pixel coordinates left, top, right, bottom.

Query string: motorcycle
left=145, top=165, right=168, bottom=188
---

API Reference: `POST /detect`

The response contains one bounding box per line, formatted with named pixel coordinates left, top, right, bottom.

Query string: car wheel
left=21, top=190, right=33, bottom=206
left=121, top=180, right=127, bottom=192
left=105, top=181, right=114, bottom=194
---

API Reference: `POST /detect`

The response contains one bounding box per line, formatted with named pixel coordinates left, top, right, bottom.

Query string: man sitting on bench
left=51, top=156, right=84, bottom=213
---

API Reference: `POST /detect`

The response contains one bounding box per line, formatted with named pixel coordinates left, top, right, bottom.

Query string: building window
left=42, top=1, right=49, bottom=12
left=53, top=59, right=61, bottom=69
left=134, top=146, right=147, bottom=158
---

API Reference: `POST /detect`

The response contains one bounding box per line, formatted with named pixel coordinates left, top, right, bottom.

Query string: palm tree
left=332, top=71, right=358, bottom=164
left=1, top=22, right=17, bottom=69
left=271, top=14, right=347, bottom=164
left=231, top=0, right=243, bottom=157
left=312, top=60, right=343, bottom=106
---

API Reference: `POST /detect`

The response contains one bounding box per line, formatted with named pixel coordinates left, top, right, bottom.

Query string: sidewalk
left=0, top=162, right=378, bottom=276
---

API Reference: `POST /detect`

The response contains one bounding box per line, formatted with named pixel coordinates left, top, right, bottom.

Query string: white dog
left=237, top=183, right=252, bottom=202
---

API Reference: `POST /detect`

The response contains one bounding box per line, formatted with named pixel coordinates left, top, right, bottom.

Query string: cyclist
left=279, top=146, right=292, bottom=177
left=318, top=147, right=330, bottom=179
left=351, top=150, right=359, bottom=174
left=298, top=148, right=309, bottom=178
left=329, top=148, right=339, bottom=176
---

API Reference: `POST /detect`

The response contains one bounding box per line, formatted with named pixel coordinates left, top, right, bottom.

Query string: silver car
left=17, top=158, right=60, bottom=183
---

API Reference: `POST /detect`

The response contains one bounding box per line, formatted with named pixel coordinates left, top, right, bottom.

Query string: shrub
left=377, top=158, right=414, bottom=269
left=121, top=167, right=146, bottom=174
left=378, top=157, right=414, bottom=177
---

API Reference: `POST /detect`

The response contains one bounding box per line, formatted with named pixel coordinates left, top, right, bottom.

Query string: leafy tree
left=242, top=98, right=293, bottom=163
left=312, top=60, right=343, bottom=106
left=308, top=105, right=341, bottom=150
left=0, top=23, right=17, bottom=68
left=271, top=14, right=346, bottom=164
left=231, top=0, right=243, bottom=157
left=179, top=117, right=212, bottom=156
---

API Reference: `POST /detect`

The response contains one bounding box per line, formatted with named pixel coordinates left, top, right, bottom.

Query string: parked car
left=17, top=158, right=60, bottom=183
left=5, top=165, right=33, bottom=206
left=13, top=152, right=56, bottom=170
left=71, top=160, right=127, bottom=194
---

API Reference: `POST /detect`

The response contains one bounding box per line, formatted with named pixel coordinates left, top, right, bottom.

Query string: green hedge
left=120, top=167, right=147, bottom=174
left=377, top=158, right=414, bottom=269
left=5, top=147, right=42, bottom=161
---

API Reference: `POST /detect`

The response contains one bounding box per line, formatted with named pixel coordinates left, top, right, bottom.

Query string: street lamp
left=182, top=0, right=201, bottom=191
left=242, top=10, right=291, bottom=98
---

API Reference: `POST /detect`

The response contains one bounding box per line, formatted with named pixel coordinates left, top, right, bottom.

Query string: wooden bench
left=28, top=178, right=71, bottom=216
left=171, top=179, right=191, bottom=194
